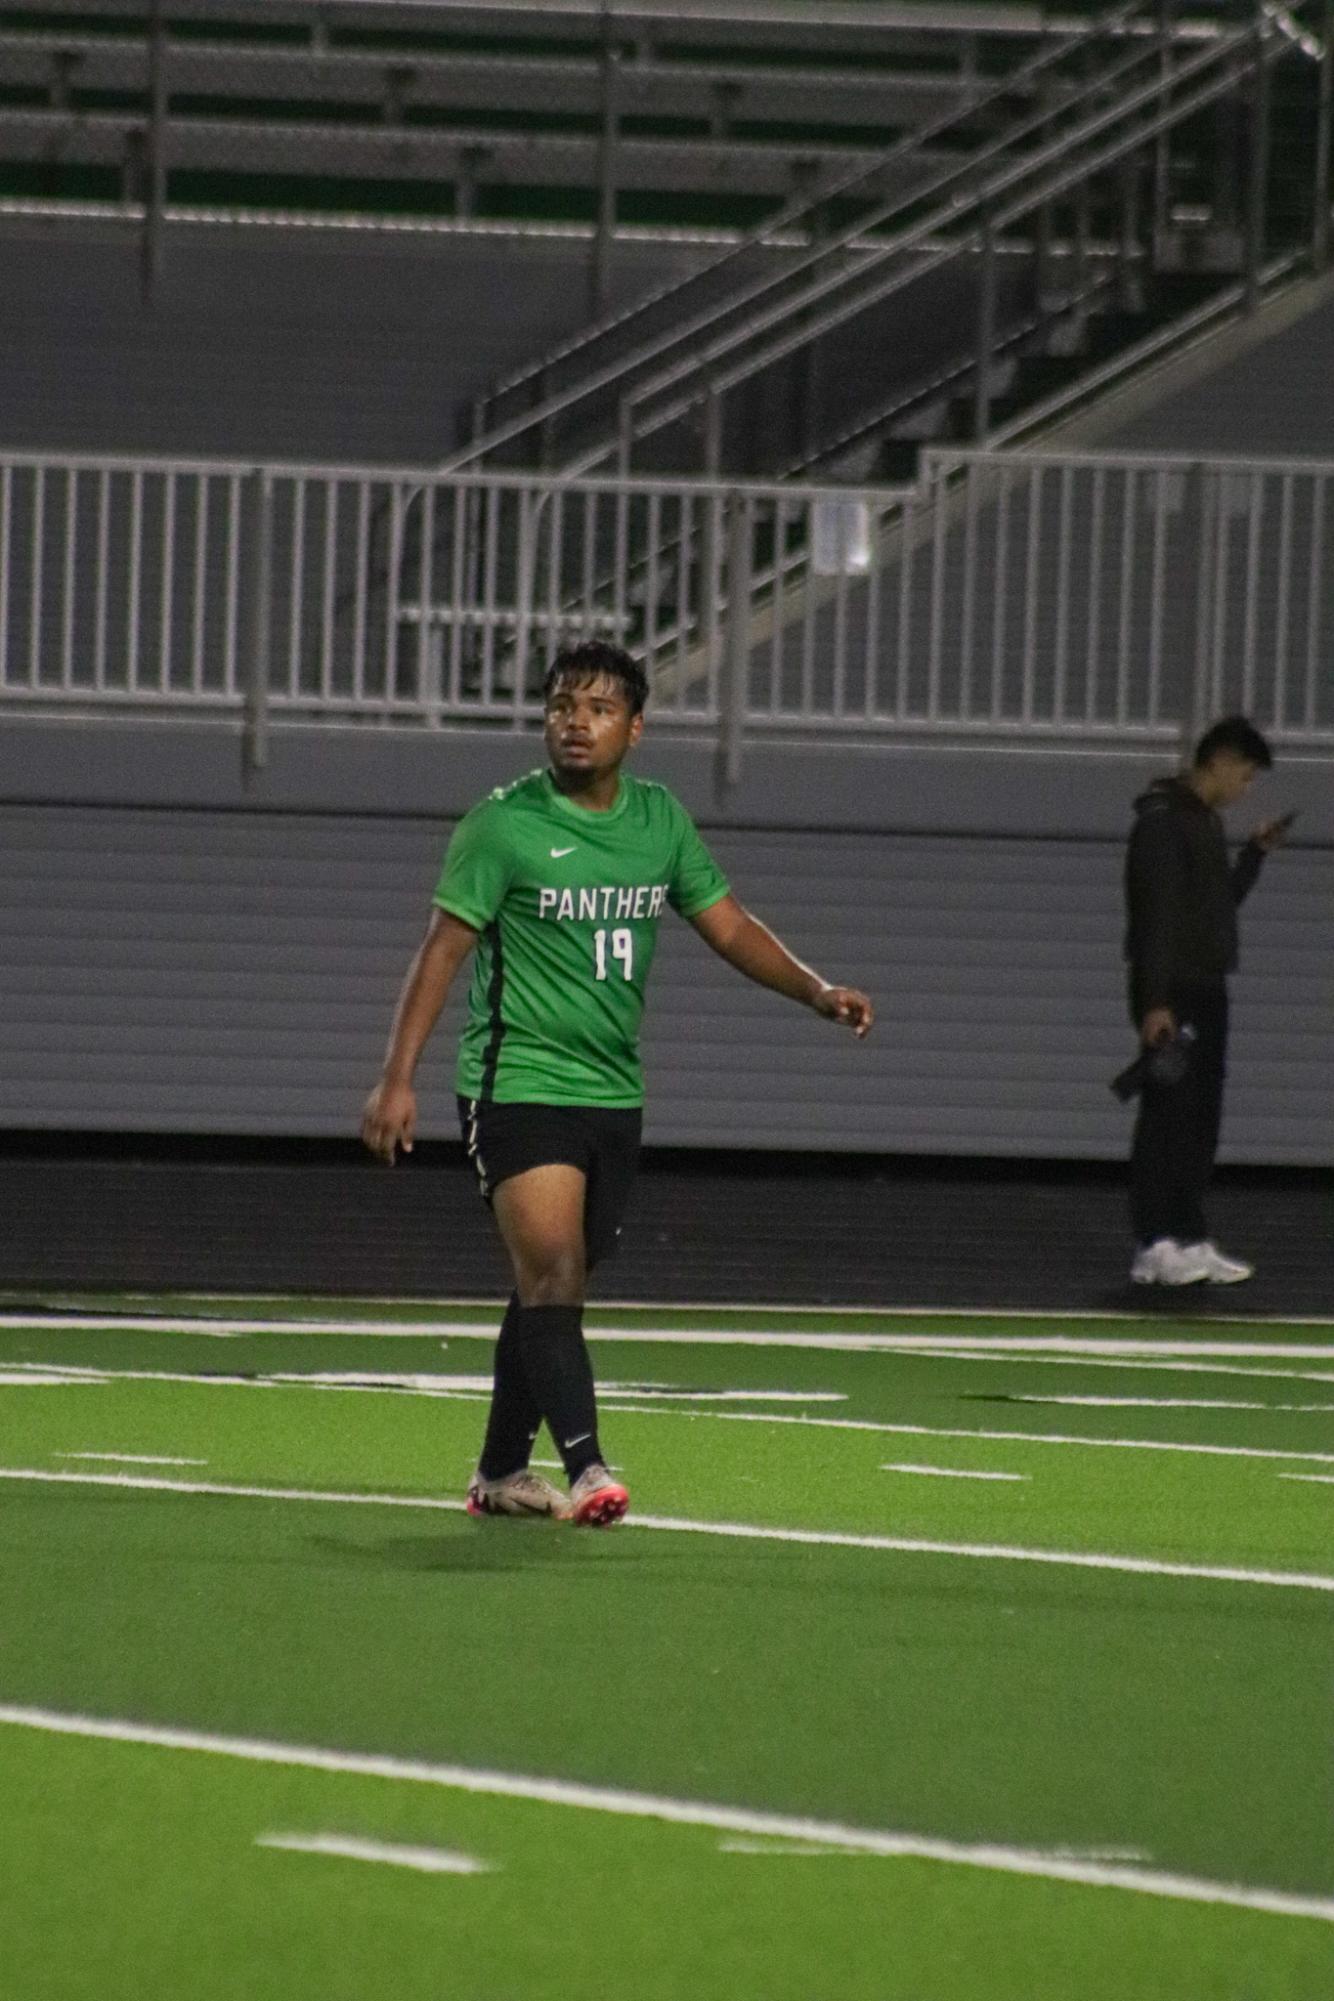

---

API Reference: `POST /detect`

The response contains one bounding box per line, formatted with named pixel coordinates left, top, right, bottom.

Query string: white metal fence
left=1, top=448, right=1332, bottom=765
left=916, top=448, right=1334, bottom=748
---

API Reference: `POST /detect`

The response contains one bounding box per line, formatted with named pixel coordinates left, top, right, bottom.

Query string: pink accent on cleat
left=569, top=1465, right=629, bottom=1528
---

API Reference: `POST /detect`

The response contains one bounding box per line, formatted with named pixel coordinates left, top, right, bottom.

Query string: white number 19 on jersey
left=594, top=927, right=634, bottom=981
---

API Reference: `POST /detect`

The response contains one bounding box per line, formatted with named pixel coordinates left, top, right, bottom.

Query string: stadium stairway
left=454, top=0, right=1327, bottom=481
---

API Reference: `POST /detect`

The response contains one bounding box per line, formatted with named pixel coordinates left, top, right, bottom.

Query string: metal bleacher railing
left=459, top=0, right=1161, bottom=456
left=0, top=0, right=1085, bottom=309
left=2, top=446, right=1332, bottom=776
left=454, top=0, right=1329, bottom=480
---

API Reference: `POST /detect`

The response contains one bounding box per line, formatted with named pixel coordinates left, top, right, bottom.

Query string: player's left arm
left=688, top=894, right=873, bottom=1038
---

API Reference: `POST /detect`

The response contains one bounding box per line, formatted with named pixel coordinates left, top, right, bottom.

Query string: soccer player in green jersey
left=361, top=640, right=873, bottom=1527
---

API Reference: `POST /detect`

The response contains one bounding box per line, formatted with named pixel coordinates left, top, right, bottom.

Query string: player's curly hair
left=543, top=640, right=648, bottom=717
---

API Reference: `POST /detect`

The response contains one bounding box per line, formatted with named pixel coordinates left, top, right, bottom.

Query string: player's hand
left=1140, top=1007, right=1176, bottom=1049
left=361, top=1078, right=417, bottom=1163
left=1251, top=816, right=1291, bottom=852
left=813, top=985, right=874, bottom=1039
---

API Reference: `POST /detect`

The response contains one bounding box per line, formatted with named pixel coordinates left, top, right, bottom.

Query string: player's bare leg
left=487, top=1163, right=628, bottom=1526
left=494, top=1161, right=588, bottom=1307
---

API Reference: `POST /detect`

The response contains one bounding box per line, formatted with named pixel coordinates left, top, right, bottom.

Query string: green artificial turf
left=1, top=1301, right=1331, bottom=2001
left=5, top=1722, right=1331, bottom=2001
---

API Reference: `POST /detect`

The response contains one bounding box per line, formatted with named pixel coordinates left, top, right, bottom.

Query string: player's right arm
left=360, top=909, right=479, bottom=1163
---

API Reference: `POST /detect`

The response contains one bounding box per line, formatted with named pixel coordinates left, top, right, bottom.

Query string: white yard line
left=595, top=1408, right=1334, bottom=1469
left=1047, top=1846, right=1153, bottom=1864
left=1008, top=1396, right=1334, bottom=1413
left=2, top=1703, right=1331, bottom=1924
left=627, top=1513, right=1334, bottom=1591
left=581, top=1388, right=848, bottom=1403
left=266, top=1374, right=845, bottom=1405
left=880, top=1464, right=1029, bottom=1482
left=621, top=1303, right=1334, bottom=1328
left=0, top=1465, right=1329, bottom=1593
left=18, top=1297, right=1334, bottom=1328
left=719, top=1838, right=874, bottom=1857
left=0, top=1372, right=103, bottom=1387
left=5, top=1311, right=1334, bottom=1359
left=277, top=1371, right=495, bottom=1391
left=8, top=1361, right=1334, bottom=1468
left=0, top=1362, right=494, bottom=1400
left=256, top=1831, right=492, bottom=1875
left=55, top=1452, right=207, bottom=1467
left=589, top=1302, right=1334, bottom=1329
left=1278, top=1474, right=1334, bottom=1487
left=0, top=1315, right=244, bottom=1339
left=0, top=1361, right=839, bottom=1411
left=902, top=1351, right=1334, bottom=1386
left=598, top=1334, right=1334, bottom=1359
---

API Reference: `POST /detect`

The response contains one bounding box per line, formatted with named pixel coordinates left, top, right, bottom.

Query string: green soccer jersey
left=434, top=768, right=730, bottom=1107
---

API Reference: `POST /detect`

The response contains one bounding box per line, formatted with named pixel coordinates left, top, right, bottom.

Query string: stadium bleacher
left=0, top=0, right=1326, bottom=481
left=0, top=0, right=1063, bottom=230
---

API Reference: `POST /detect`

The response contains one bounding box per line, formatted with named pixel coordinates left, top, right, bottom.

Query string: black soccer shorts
left=457, top=1097, right=643, bottom=1266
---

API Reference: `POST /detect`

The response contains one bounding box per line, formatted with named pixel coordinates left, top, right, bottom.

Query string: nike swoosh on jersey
left=549, top=845, right=577, bottom=858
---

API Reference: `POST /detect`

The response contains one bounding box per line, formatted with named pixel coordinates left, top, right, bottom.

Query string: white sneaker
left=1130, top=1238, right=1212, bottom=1286
left=1182, top=1241, right=1255, bottom=1285
left=465, top=1468, right=571, bottom=1519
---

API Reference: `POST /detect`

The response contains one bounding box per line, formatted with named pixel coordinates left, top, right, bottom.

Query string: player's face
left=544, top=673, right=643, bottom=780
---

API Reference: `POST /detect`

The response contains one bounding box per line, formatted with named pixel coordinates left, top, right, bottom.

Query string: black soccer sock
left=512, top=1303, right=602, bottom=1483
left=477, top=1294, right=543, bottom=1482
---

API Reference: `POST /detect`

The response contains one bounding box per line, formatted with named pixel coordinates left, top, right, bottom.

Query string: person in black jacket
left=1123, top=715, right=1289, bottom=1287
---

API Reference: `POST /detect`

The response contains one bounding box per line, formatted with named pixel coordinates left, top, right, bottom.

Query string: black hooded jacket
left=1123, top=775, right=1265, bottom=1013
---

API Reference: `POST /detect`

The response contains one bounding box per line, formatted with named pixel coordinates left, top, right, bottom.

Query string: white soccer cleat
left=1129, top=1238, right=1212, bottom=1286
left=1182, top=1241, right=1255, bottom=1285
left=569, top=1462, right=629, bottom=1529
left=466, top=1468, right=572, bottom=1519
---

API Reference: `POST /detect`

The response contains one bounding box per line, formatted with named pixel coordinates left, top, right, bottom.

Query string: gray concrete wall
left=1106, top=286, right=1334, bottom=458
left=2, top=716, right=1329, bottom=1161
left=0, top=221, right=712, bottom=464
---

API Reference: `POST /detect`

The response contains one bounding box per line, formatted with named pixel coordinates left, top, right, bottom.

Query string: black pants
left=1128, top=978, right=1228, bottom=1246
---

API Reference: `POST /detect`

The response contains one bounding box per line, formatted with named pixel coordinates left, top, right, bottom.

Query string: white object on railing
left=811, top=499, right=871, bottom=577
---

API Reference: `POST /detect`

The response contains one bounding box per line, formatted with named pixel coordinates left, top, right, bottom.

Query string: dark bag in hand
left=1109, top=1023, right=1198, bottom=1103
